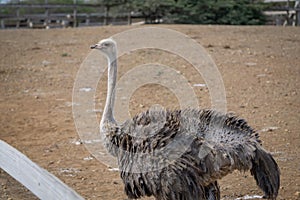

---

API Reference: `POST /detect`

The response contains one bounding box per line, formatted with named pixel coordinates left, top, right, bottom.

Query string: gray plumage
left=91, top=38, right=280, bottom=200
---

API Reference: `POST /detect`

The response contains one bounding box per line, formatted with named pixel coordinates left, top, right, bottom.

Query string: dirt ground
left=0, top=25, right=299, bottom=200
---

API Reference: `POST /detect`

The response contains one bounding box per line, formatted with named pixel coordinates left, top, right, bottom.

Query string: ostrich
left=90, top=38, right=280, bottom=200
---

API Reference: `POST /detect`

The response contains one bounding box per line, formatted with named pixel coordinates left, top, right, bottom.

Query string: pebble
left=113, top=181, right=119, bottom=185
left=245, top=62, right=257, bottom=67
left=193, top=83, right=206, bottom=87
left=261, top=126, right=279, bottom=132
left=42, top=60, right=51, bottom=67
left=48, top=161, right=54, bottom=165
left=83, top=156, right=94, bottom=161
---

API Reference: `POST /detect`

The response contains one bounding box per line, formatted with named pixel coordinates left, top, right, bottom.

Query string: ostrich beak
left=90, top=44, right=103, bottom=49
left=90, top=44, right=98, bottom=49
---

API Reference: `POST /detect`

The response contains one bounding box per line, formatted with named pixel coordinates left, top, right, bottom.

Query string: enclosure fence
left=0, top=1, right=299, bottom=28
left=0, top=0, right=141, bottom=29
left=0, top=140, right=84, bottom=199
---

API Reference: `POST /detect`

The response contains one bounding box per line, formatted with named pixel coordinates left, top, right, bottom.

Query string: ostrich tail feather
left=251, top=147, right=280, bottom=199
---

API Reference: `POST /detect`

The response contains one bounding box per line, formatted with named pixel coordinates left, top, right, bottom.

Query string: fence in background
left=0, top=1, right=299, bottom=28
left=264, top=0, right=300, bottom=26
left=0, top=1, right=143, bottom=29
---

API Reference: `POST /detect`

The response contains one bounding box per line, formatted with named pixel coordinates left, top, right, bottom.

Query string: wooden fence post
left=45, top=0, right=49, bottom=28
left=0, top=140, right=84, bottom=200
left=73, top=0, right=77, bottom=27
left=16, top=0, right=20, bottom=28
left=1, top=19, right=5, bottom=29
left=104, top=5, right=109, bottom=25
left=127, top=11, right=132, bottom=25
left=86, top=14, right=90, bottom=26
left=296, top=0, right=300, bottom=26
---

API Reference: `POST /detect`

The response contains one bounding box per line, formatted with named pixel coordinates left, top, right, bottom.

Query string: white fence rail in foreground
left=0, top=140, right=84, bottom=200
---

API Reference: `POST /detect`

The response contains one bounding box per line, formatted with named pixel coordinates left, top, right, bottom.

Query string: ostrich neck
left=101, top=54, right=117, bottom=126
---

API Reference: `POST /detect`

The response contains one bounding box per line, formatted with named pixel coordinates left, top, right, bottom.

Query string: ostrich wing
left=174, top=109, right=279, bottom=199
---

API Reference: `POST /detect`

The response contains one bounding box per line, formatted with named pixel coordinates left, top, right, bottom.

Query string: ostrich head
left=91, top=38, right=117, bottom=60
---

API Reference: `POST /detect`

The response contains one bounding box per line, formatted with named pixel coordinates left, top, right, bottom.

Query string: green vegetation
left=129, top=0, right=175, bottom=23
left=61, top=53, right=69, bottom=57
left=2, top=0, right=267, bottom=25
left=170, top=0, right=266, bottom=25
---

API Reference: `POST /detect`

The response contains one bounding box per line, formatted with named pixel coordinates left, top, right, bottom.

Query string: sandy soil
left=0, top=25, right=299, bottom=200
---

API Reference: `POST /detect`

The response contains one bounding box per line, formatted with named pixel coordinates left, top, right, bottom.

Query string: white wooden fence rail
left=0, top=140, right=84, bottom=200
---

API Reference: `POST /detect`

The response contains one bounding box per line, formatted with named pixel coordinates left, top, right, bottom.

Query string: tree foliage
left=3, top=0, right=266, bottom=25
left=127, top=0, right=266, bottom=25
left=171, top=0, right=266, bottom=25
left=129, top=0, right=175, bottom=23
